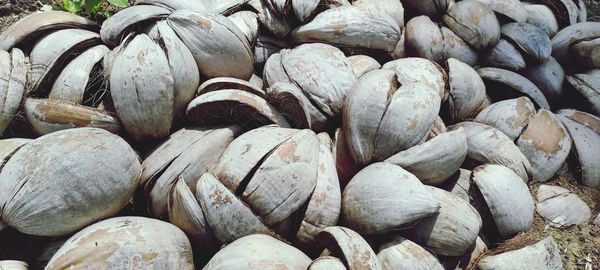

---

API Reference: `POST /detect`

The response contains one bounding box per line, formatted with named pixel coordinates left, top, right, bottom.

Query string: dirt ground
left=0, top=0, right=129, bottom=32
left=0, top=0, right=49, bottom=32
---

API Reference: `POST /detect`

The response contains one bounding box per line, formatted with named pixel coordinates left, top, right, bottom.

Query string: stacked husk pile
left=0, top=0, right=599, bottom=269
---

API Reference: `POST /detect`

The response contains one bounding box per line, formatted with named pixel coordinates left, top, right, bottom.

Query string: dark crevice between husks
left=30, top=37, right=101, bottom=98
left=187, top=100, right=279, bottom=130
left=234, top=138, right=290, bottom=197
left=371, top=74, right=400, bottom=158
left=267, top=89, right=311, bottom=129
left=82, top=61, right=109, bottom=108
left=469, top=180, right=503, bottom=248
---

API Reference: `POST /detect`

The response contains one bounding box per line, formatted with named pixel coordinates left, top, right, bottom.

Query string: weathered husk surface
left=477, top=237, right=563, bottom=270
left=426, top=115, right=447, bottom=141
left=265, top=82, right=312, bottom=129
left=0, top=11, right=98, bottom=51
left=228, top=10, right=259, bottom=45
left=524, top=4, right=559, bottom=37
left=0, top=128, right=141, bottom=236
left=100, top=5, right=171, bottom=47
left=566, top=73, right=600, bottom=116
left=49, top=45, right=109, bottom=104
left=557, top=114, right=600, bottom=187
left=140, top=127, right=233, bottom=187
left=0, top=260, right=28, bottom=270
left=472, top=164, right=535, bottom=239
left=266, top=82, right=320, bottom=129
left=377, top=236, right=444, bottom=270
left=168, top=178, right=219, bottom=253
left=443, top=0, right=501, bottom=50
left=290, top=0, right=321, bottom=23
left=134, top=0, right=209, bottom=12
left=382, top=57, right=447, bottom=100
left=344, top=69, right=441, bottom=164
left=536, top=185, right=591, bottom=227
left=391, top=29, right=407, bottom=60
left=294, top=135, right=342, bottom=249
left=449, top=122, right=532, bottom=182
left=440, top=26, right=479, bottom=66
left=209, top=0, right=252, bottom=15
left=167, top=10, right=254, bottom=80
left=0, top=138, right=31, bottom=168
left=517, top=110, right=571, bottom=182
left=108, top=34, right=174, bottom=141
left=478, top=67, right=551, bottom=110
left=475, top=97, right=536, bottom=140
left=248, top=0, right=292, bottom=39
left=476, top=0, right=528, bottom=23
left=0, top=48, right=26, bottom=136
left=404, top=186, right=482, bottom=257
left=571, top=38, right=600, bottom=69
left=341, top=162, right=440, bottom=235
left=333, top=128, right=362, bottom=189
left=404, top=16, right=478, bottom=66
left=317, top=226, right=382, bottom=270
left=292, top=4, right=402, bottom=53
left=143, top=126, right=241, bottom=218
left=385, top=128, right=468, bottom=186
left=24, top=98, right=121, bottom=135
left=307, top=256, right=346, bottom=270
left=454, top=236, right=488, bottom=270
left=522, top=57, right=565, bottom=107
left=214, top=126, right=321, bottom=226
left=347, top=55, right=381, bottom=79
left=501, top=22, right=552, bottom=62
left=1, top=1, right=598, bottom=268
left=195, top=173, right=275, bottom=245
left=440, top=168, right=473, bottom=203
left=213, top=125, right=297, bottom=193
left=446, top=58, right=487, bottom=121
left=557, top=109, right=600, bottom=133
left=203, top=234, right=311, bottom=270
left=551, top=22, right=600, bottom=61
left=534, top=0, right=580, bottom=28
left=404, top=16, right=444, bottom=63
left=29, top=28, right=101, bottom=96
left=265, top=43, right=356, bottom=131
left=150, top=20, right=200, bottom=119
left=199, top=77, right=265, bottom=98
left=46, top=217, right=194, bottom=270
left=482, top=39, right=526, bottom=71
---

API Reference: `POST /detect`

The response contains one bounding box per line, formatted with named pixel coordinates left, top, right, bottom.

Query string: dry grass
left=485, top=173, right=600, bottom=269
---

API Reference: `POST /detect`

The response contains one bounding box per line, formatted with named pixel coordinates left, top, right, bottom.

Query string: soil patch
left=0, top=0, right=50, bottom=32
left=0, top=0, right=40, bottom=16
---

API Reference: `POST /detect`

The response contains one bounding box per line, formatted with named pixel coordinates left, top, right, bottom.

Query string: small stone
left=536, top=185, right=591, bottom=227
left=594, top=213, right=600, bottom=225
left=40, top=4, right=53, bottom=12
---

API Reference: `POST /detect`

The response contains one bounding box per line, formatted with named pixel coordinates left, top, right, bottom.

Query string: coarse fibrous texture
left=0, top=128, right=141, bottom=237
